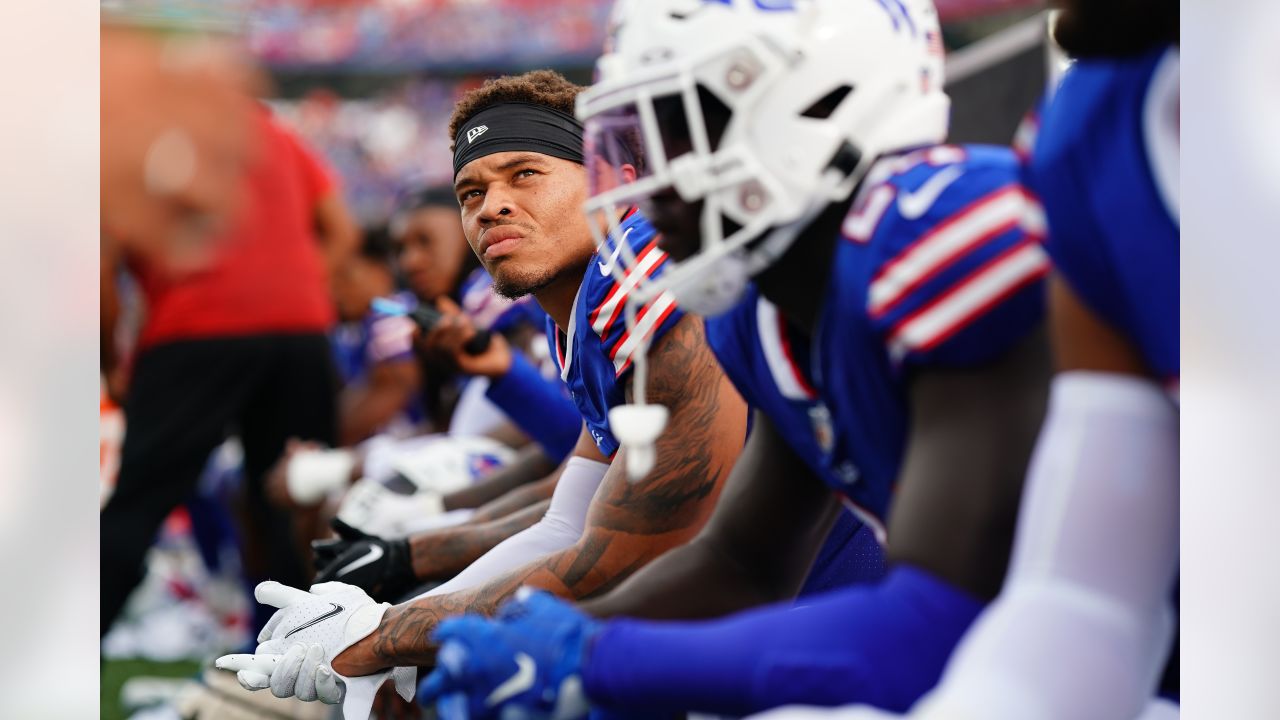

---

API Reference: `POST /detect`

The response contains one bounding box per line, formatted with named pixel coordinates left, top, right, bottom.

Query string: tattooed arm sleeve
left=333, top=315, right=748, bottom=673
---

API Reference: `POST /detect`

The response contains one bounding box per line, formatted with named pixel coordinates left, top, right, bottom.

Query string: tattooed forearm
left=409, top=499, right=551, bottom=579
left=602, top=315, right=741, bottom=534
left=348, top=315, right=748, bottom=671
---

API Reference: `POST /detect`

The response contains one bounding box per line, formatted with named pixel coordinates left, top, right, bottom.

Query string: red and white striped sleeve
left=867, top=157, right=1049, bottom=370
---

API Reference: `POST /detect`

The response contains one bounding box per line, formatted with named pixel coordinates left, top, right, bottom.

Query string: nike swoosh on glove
left=418, top=588, right=600, bottom=720
left=312, top=518, right=415, bottom=602
left=214, top=580, right=416, bottom=720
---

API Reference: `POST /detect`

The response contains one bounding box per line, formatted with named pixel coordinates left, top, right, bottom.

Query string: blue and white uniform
left=330, top=290, right=425, bottom=427
left=707, top=144, right=1048, bottom=543
left=1026, top=44, right=1182, bottom=701
left=548, top=209, right=684, bottom=457
left=1025, top=46, right=1180, bottom=395
left=902, top=50, right=1182, bottom=720
left=574, top=146, right=1051, bottom=716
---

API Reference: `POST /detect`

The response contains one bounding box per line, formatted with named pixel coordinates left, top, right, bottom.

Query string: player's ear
left=620, top=163, right=638, bottom=184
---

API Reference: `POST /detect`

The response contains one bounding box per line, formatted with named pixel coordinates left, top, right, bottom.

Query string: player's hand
left=214, top=580, right=416, bottom=720
left=313, top=518, right=416, bottom=602
left=419, top=297, right=513, bottom=379
left=334, top=476, right=447, bottom=541
left=418, top=589, right=600, bottom=720
left=270, top=443, right=357, bottom=507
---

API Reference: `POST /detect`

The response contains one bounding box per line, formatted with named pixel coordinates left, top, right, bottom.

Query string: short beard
left=491, top=265, right=563, bottom=300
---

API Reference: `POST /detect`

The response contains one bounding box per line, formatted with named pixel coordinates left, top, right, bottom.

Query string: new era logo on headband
left=467, top=125, right=489, bottom=144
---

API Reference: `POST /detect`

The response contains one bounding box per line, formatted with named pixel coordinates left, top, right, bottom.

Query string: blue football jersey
left=1025, top=47, right=1180, bottom=396
left=330, top=290, right=419, bottom=384
left=330, top=290, right=425, bottom=424
left=707, top=145, right=1048, bottom=540
left=548, top=210, right=684, bottom=456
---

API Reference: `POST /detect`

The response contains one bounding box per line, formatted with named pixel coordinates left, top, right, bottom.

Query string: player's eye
left=459, top=189, right=482, bottom=204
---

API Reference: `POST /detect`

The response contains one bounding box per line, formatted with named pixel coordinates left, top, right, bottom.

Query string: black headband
left=453, top=102, right=585, bottom=179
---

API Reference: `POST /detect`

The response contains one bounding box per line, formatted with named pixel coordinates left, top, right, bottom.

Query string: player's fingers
left=315, top=663, right=343, bottom=704
left=216, top=653, right=284, bottom=675
left=259, top=638, right=297, bottom=657
left=255, top=580, right=314, bottom=608
left=294, top=644, right=325, bottom=702
left=270, top=643, right=307, bottom=699
left=310, top=580, right=359, bottom=596
left=237, top=670, right=271, bottom=692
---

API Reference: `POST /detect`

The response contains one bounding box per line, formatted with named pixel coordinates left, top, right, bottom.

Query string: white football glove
left=287, top=449, right=357, bottom=504
left=334, top=477, right=445, bottom=539
left=215, top=580, right=415, bottom=720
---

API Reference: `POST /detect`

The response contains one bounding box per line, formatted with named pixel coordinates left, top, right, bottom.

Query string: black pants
left=101, top=333, right=338, bottom=635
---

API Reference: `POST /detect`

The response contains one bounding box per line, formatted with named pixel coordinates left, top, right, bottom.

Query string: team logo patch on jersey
left=808, top=403, right=836, bottom=455
left=468, top=452, right=505, bottom=478
left=467, top=125, right=489, bottom=144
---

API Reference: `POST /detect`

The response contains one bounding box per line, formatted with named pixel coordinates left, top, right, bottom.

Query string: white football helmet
left=580, top=0, right=949, bottom=315
left=583, top=0, right=950, bottom=479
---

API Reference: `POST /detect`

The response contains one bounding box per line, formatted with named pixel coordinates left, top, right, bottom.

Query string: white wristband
left=287, top=449, right=357, bottom=504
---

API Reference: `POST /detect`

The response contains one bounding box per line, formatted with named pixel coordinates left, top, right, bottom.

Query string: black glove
left=311, top=518, right=415, bottom=603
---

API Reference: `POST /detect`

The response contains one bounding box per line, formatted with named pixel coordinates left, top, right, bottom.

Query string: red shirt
left=133, top=111, right=337, bottom=348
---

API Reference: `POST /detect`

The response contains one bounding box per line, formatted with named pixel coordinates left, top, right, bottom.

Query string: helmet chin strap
left=609, top=166, right=849, bottom=482
left=608, top=296, right=669, bottom=482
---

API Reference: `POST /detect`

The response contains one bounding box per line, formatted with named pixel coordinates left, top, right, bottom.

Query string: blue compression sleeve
left=485, top=351, right=581, bottom=462
left=583, top=565, right=984, bottom=716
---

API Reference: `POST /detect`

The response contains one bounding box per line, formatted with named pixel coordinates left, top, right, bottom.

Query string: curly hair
left=448, top=70, right=585, bottom=152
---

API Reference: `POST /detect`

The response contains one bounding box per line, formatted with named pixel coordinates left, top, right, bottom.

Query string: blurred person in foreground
left=100, top=105, right=360, bottom=637
left=215, top=69, right=750, bottom=717
left=100, top=5, right=259, bottom=270
left=754, top=2, right=1180, bottom=719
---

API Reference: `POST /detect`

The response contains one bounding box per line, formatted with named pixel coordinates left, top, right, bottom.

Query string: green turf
left=101, top=658, right=203, bottom=720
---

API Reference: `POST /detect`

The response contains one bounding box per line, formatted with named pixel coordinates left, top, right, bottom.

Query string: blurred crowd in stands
left=250, top=0, right=610, bottom=70
left=269, top=80, right=477, bottom=224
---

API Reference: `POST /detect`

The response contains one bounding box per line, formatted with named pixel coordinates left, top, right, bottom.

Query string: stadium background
left=100, top=1, right=1053, bottom=717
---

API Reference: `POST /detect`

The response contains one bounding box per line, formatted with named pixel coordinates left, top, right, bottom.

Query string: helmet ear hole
left=800, top=84, right=854, bottom=119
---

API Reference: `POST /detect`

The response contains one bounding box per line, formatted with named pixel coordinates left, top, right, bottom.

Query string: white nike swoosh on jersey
left=897, top=165, right=965, bottom=220
left=337, top=544, right=384, bottom=576
left=486, top=653, right=536, bottom=706
left=597, top=227, right=634, bottom=276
